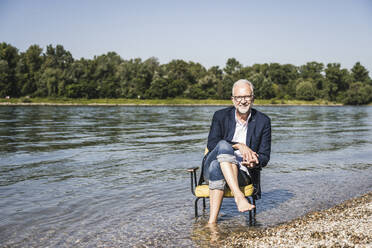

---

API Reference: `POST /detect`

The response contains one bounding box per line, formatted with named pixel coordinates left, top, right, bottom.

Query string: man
left=203, top=79, right=271, bottom=224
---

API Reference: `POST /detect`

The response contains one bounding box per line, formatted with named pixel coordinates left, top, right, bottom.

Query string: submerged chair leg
left=194, top=198, right=200, bottom=217
left=253, top=197, right=256, bottom=215
left=251, top=197, right=257, bottom=226
left=247, top=197, right=253, bottom=226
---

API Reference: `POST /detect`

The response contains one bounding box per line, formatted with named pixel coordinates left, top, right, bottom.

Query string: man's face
left=232, top=84, right=254, bottom=115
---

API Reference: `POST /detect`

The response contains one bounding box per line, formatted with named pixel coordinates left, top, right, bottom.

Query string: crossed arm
left=232, top=143, right=259, bottom=168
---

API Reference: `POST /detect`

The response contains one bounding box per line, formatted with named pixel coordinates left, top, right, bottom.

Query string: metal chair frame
left=187, top=166, right=258, bottom=225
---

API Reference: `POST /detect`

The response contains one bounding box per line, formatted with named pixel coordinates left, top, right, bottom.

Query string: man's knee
left=215, top=140, right=236, bottom=163
left=215, top=140, right=234, bottom=153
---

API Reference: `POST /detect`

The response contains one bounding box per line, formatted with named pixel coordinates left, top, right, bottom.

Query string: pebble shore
left=222, top=192, right=372, bottom=248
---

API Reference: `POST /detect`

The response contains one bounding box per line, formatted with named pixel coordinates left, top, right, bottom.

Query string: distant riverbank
left=0, top=97, right=344, bottom=106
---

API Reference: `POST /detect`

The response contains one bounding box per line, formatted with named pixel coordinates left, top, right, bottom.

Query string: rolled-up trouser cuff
left=217, top=154, right=237, bottom=164
left=209, top=179, right=226, bottom=190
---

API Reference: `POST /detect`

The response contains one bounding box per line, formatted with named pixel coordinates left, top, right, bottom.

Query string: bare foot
left=205, top=223, right=220, bottom=243
left=235, top=196, right=255, bottom=212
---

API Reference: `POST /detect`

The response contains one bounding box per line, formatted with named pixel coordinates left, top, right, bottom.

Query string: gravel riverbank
left=222, top=192, right=372, bottom=248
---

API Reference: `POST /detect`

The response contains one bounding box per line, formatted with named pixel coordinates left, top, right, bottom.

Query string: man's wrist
left=232, top=143, right=243, bottom=149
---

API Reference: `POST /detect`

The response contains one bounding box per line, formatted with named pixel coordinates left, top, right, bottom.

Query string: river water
left=0, top=105, right=371, bottom=247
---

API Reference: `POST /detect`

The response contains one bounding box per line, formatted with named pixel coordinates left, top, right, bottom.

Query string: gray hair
left=232, top=79, right=254, bottom=96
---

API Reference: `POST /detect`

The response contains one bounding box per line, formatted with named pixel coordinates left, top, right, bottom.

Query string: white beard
left=237, top=106, right=250, bottom=114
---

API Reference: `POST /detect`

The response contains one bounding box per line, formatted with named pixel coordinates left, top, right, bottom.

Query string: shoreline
left=222, top=191, right=372, bottom=247
left=0, top=102, right=345, bottom=107
left=0, top=97, right=349, bottom=106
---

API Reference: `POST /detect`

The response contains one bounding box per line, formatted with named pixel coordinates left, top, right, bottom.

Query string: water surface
left=1, top=105, right=371, bottom=247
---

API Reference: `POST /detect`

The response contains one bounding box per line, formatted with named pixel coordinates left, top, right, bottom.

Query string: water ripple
left=1, top=105, right=372, bottom=247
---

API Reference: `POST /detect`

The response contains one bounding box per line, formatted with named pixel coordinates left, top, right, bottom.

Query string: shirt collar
left=235, top=110, right=250, bottom=126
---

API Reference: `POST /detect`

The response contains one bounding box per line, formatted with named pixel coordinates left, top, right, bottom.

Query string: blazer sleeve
left=257, top=117, right=271, bottom=167
left=207, top=112, right=223, bottom=152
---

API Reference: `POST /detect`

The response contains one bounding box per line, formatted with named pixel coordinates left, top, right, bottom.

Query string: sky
left=1, top=0, right=372, bottom=73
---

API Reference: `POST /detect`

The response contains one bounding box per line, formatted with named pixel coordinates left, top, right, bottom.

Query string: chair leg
left=194, top=198, right=200, bottom=217
left=251, top=197, right=257, bottom=226
left=253, top=197, right=256, bottom=215
left=247, top=197, right=253, bottom=226
left=249, top=210, right=253, bottom=226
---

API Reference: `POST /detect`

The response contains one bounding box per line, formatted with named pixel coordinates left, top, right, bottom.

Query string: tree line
left=1, top=42, right=371, bottom=105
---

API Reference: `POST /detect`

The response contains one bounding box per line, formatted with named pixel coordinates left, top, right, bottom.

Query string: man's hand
left=233, top=143, right=259, bottom=168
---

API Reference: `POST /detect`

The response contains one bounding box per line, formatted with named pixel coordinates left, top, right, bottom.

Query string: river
left=1, top=105, right=371, bottom=247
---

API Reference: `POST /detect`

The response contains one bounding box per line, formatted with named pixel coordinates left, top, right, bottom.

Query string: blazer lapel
left=227, top=107, right=236, bottom=140
left=246, top=109, right=256, bottom=147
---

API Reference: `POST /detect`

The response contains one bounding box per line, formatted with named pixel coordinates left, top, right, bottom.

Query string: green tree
left=267, top=63, right=299, bottom=99
left=66, top=58, right=98, bottom=98
left=117, top=57, right=158, bottom=98
left=168, top=79, right=187, bottom=97
left=223, top=58, right=242, bottom=75
left=187, top=62, right=207, bottom=84
left=146, top=76, right=169, bottom=99
left=16, top=45, right=43, bottom=96
left=43, top=44, right=73, bottom=70
left=251, top=63, right=270, bottom=77
left=325, top=63, right=351, bottom=101
left=249, top=73, right=275, bottom=99
left=37, top=44, right=74, bottom=97
left=165, top=59, right=194, bottom=83
left=208, top=66, right=223, bottom=99
left=37, top=68, right=65, bottom=97
left=221, top=58, right=244, bottom=99
left=0, top=42, right=19, bottom=97
left=163, top=60, right=204, bottom=98
left=185, top=74, right=218, bottom=99
left=298, top=62, right=326, bottom=98
left=343, top=82, right=372, bottom=105
left=183, top=65, right=221, bottom=99
left=0, top=60, right=9, bottom=97
left=296, top=80, right=316, bottom=100
left=268, top=63, right=297, bottom=85
left=93, top=52, right=122, bottom=98
left=351, top=62, right=370, bottom=84
left=221, top=75, right=235, bottom=99
left=299, top=62, right=324, bottom=79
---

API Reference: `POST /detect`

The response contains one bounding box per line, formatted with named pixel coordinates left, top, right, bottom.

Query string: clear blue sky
left=1, top=0, right=371, bottom=73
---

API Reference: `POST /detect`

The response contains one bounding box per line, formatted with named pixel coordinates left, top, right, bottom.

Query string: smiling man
left=203, top=79, right=271, bottom=224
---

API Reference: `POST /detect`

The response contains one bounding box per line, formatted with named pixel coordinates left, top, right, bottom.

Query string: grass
left=0, top=97, right=343, bottom=106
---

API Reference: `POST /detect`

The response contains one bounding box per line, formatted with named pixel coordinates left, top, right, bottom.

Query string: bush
left=20, top=97, right=32, bottom=103
left=296, top=81, right=316, bottom=100
left=343, top=82, right=372, bottom=105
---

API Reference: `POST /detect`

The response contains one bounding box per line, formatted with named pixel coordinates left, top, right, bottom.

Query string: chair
left=187, top=149, right=259, bottom=225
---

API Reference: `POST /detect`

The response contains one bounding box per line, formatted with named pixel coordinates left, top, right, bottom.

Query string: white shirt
left=232, top=111, right=251, bottom=174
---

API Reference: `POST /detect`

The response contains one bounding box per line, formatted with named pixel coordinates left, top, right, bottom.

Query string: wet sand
left=221, top=192, right=372, bottom=247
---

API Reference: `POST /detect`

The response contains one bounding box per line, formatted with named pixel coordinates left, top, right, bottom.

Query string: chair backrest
left=204, top=147, right=209, bottom=155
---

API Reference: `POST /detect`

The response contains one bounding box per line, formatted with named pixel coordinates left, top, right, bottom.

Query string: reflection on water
left=0, top=105, right=372, bottom=247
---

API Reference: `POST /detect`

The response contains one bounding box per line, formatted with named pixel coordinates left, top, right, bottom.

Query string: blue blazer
left=205, top=106, right=271, bottom=198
